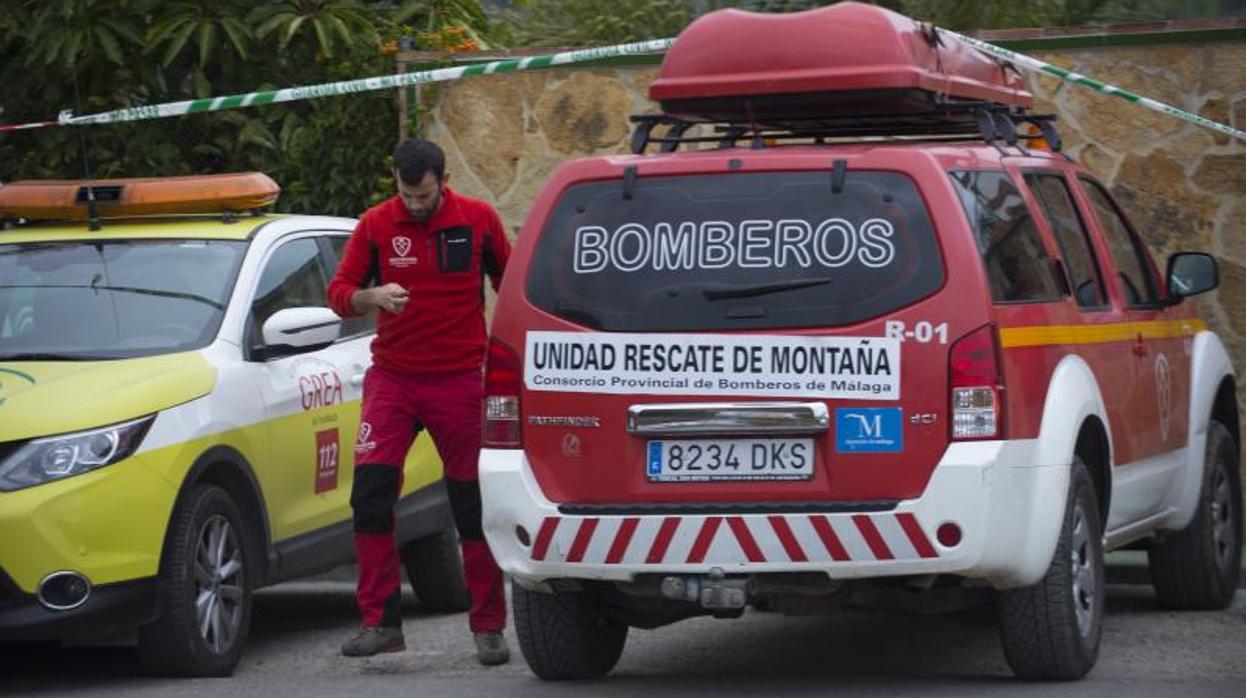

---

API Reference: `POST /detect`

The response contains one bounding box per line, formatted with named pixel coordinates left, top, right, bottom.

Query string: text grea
left=572, top=218, right=898, bottom=274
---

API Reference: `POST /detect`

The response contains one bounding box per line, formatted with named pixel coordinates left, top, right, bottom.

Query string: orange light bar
left=0, top=172, right=280, bottom=221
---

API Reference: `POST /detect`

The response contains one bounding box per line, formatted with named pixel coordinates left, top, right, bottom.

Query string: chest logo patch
left=393, top=236, right=412, bottom=258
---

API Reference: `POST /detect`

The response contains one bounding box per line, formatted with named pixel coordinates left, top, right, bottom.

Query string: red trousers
left=351, top=366, right=506, bottom=632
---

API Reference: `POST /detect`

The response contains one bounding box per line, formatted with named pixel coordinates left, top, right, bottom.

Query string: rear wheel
left=400, top=517, right=471, bottom=612
left=1148, top=419, right=1242, bottom=610
left=513, top=581, right=628, bottom=680
left=137, top=485, right=255, bottom=677
left=998, top=459, right=1103, bottom=681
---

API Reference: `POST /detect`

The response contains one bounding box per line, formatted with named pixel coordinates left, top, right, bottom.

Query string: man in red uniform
left=328, top=138, right=511, bottom=663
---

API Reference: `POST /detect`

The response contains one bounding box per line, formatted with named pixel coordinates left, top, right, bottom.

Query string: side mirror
left=1166, top=252, right=1218, bottom=303
left=261, top=307, right=342, bottom=355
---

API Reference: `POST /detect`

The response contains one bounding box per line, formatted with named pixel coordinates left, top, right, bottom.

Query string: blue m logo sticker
left=848, top=412, right=883, bottom=438
left=836, top=408, right=903, bottom=453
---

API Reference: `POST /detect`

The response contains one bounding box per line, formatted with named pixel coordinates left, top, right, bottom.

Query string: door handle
left=1132, top=333, right=1147, bottom=357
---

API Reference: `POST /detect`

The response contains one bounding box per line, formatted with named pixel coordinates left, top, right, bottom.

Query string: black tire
left=1148, top=419, right=1242, bottom=610
left=400, top=518, right=471, bottom=612
left=999, top=459, right=1104, bottom=681
left=512, top=581, right=628, bottom=680
left=137, top=485, right=256, bottom=677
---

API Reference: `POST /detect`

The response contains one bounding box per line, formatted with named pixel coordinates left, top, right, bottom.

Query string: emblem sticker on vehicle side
left=315, top=428, right=340, bottom=494
left=1155, top=353, right=1172, bottom=444
left=836, top=408, right=903, bottom=453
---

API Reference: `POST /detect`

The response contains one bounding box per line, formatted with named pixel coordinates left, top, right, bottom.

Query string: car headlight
left=0, top=415, right=155, bottom=492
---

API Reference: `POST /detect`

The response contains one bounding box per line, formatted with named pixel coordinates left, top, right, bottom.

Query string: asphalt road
left=3, top=560, right=1244, bottom=698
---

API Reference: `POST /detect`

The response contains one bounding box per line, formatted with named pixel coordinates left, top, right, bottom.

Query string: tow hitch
left=660, top=567, right=748, bottom=610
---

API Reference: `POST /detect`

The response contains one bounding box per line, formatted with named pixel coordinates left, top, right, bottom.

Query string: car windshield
left=0, top=239, right=247, bottom=360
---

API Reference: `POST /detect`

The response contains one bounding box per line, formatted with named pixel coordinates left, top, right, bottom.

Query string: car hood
left=0, top=352, right=216, bottom=442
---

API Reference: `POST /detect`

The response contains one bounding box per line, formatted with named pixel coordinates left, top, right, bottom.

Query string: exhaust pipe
left=38, top=571, right=91, bottom=610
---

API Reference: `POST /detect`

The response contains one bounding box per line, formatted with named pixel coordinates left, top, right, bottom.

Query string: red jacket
left=328, top=188, right=511, bottom=373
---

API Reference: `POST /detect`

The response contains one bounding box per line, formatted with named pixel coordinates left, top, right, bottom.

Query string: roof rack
left=629, top=101, right=1063, bottom=155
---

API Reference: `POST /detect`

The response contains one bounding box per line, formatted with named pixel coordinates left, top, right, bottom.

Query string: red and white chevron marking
left=530, top=513, right=938, bottom=565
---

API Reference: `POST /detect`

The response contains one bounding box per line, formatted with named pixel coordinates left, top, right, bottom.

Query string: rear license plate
left=646, top=439, right=814, bottom=482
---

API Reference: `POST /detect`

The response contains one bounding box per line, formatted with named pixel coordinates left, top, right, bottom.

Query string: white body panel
left=1158, top=330, right=1235, bottom=532
left=483, top=440, right=1064, bottom=589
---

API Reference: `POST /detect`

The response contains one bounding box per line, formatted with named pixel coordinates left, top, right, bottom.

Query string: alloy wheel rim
left=194, top=514, right=244, bottom=654
left=1209, top=463, right=1235, bottom=572
left=1070, top=504, right=1097, bottom=637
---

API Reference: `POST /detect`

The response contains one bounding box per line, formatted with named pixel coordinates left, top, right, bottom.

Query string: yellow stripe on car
left=1000, top=319, right=1206, bottom=349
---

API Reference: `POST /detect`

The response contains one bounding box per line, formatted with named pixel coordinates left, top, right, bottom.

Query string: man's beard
left=407, top=189, right=442, bottom=222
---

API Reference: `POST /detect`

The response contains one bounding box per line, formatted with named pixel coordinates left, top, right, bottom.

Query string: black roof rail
left=627, top=104, right=1062, bottom=155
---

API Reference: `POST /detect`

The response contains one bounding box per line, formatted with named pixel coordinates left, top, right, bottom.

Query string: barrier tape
left=949, top=30, right=1246, bottom=141
left=0, top=31, right=1241, bottom=142
left=0, top=120, right=57, bottom=133
left=0, top=39, right=673, bottom=132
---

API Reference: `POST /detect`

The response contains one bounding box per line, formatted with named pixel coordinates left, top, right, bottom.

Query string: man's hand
left=352, top=283, right=410, bottom=315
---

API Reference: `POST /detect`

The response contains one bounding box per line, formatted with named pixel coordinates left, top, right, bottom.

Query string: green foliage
left=397, top=0, right=486, bottom=35
left=146, top=0, right=253, bottom=67
left=394, top=0, right=513, bottom=49
left=501, top=0, right=699, bottom=46
left=24, top=0, right=151, bottom=67
left=265, top=69, right=399, bottom=216
left=0, top=0, right=497, bottom=217
left=249, top=0, right=379, bottom=58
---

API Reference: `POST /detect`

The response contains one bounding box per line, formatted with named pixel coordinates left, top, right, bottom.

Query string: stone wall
left=422, top=33, right=1245, bottom=413
left=424, top=68, right=655, bottom=232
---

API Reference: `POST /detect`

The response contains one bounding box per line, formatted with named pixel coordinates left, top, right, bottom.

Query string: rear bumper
left=480, top=440, right=1068, bottom=589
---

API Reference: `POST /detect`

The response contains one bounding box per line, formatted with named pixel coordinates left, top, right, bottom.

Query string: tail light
left=483, top=337, right=522, bottom=447
left=948, top=323, right=1004, bottom=440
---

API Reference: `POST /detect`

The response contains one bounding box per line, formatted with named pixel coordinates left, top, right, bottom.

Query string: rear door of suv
left=1075, top=176, right=1191, bottom=459
left=505, top=150, right=996, bottom=510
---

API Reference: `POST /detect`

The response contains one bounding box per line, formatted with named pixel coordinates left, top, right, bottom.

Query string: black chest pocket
left=436, top=226, right=474, bottom=273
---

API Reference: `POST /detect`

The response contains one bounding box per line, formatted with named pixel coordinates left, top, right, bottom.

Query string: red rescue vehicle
left=480, top=2, right=1240, bottom=681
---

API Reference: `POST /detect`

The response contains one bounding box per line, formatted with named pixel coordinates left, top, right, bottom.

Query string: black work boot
left=341, top=626, right=405, bottom=657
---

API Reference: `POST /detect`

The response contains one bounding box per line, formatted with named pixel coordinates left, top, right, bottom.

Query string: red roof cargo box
left=650, top=2, right=1032, bottom=128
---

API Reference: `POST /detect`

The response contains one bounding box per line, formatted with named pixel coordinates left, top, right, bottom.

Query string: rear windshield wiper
left=0, top=352, right=116, bottom=361
left=702, top=277, right=833, bottom=301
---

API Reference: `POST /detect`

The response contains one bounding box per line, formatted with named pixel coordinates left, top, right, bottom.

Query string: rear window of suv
left=525, top=171, right=943, bottom=331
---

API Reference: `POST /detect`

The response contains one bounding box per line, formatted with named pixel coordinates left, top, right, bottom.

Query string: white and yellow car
left=0, top=174, right=468, bottom=676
